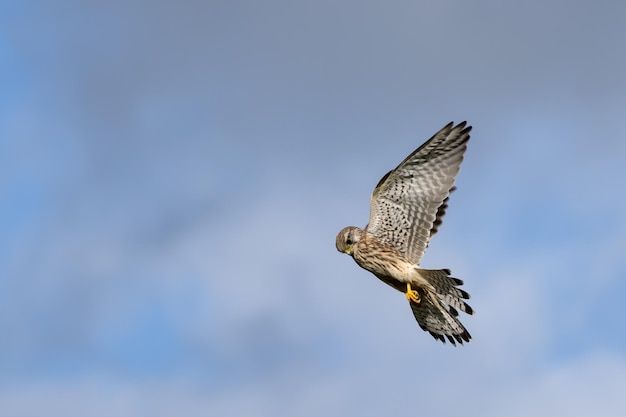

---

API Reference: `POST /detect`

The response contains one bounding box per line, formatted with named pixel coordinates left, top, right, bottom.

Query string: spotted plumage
left=335, top=122, right=473, bottom=345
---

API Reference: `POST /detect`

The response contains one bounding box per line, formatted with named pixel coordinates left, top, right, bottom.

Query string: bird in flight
left=335, top=122, right=473, bottom=345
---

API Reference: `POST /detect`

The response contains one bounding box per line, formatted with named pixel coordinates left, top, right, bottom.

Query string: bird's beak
left=344, top=246, right=352, bottom=255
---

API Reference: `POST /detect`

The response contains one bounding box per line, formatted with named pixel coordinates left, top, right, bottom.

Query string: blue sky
left=2, top=0, right=626, bottom=415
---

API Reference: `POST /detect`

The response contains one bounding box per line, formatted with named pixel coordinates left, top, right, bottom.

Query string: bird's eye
left=346, top=238, right=353, bottom=245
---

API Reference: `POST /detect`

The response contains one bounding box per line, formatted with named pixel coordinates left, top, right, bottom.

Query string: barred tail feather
left=420, top=268, right=474, bottom=315
left=409, top=292, right=472, bottom=346
left=409, top=268, right=473, bottom=346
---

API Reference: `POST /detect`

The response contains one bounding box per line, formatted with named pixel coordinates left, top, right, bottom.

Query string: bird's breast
left=353, top=240, right=415, bottom=283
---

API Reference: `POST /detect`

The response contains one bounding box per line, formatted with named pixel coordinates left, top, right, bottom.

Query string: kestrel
left=335, top=122, right=473, bottom=345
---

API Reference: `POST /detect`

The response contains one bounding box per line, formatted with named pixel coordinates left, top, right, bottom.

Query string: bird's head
left=335, top=226, right=363, bottom=256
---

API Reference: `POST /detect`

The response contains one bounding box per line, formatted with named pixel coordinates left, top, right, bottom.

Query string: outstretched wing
left=430, top=186, right=455, bottom=239
left=365, top=122, right=470, bottom=264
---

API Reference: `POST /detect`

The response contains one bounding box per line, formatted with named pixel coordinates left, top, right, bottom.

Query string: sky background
left=2, top=0, right=626, bottom=416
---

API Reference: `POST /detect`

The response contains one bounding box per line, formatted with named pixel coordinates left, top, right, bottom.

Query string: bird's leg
left=405, top=282, right=420, bottom=304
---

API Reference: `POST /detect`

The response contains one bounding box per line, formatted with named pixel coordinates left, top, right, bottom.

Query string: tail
left=409, top=268, right=473, bottom=346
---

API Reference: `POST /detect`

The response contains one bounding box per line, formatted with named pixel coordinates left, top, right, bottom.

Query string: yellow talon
left=406, top=283, right=420, bottom=304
